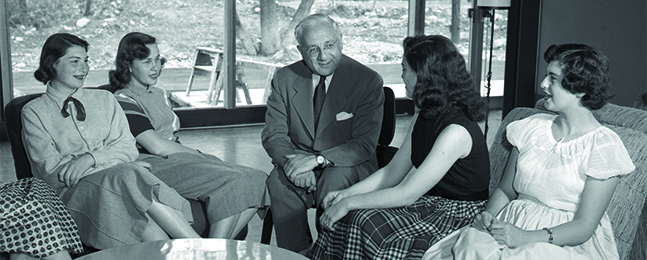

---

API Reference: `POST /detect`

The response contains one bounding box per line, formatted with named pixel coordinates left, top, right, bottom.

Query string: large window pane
left=476, top=8, right=507, bottom=98
left=7, top=0, right=412, bottom=108
left=423, top=0, right=472, bottom=56
left=422, top=0, right=507, bottom=99
left=215, top=0, right=411, bottom=107
left=9, top=0, right=224, bottom=99
left=6, top=0, right=504, bottom=112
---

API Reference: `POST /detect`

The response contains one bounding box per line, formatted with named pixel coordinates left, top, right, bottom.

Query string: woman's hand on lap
left=58, top=154, right=94, bottom=187
left=489, top=221, right=529, bottom=248
left=320, top=200, right=350, bottom=232
left=471, top=211, right=496, bottom=232
left=322, top=190, right=342, bottom=209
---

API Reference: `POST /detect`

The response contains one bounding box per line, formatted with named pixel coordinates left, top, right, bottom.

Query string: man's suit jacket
left=262, top=55, right=384, bottom=174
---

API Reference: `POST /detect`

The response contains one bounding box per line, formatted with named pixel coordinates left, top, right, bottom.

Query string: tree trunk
left=17, top=0, right=27, bottom=10
left=16, top=0, right=28, bottom=25
left=234, top=11, right=258, bottom=55
left=84, top=0, right=93, bottom=17
left=279, top=0, right=315, bottom=59
left=450, top=0, right=460, bottom=43
left=260, top=0, right=280, bottom=56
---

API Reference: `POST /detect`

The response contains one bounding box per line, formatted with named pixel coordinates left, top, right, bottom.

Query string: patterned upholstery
left=488, top=99, right=647, bottom=260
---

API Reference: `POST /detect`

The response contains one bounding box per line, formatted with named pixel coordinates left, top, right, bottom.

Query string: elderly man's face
left=297, top=25, right=342, bottom=76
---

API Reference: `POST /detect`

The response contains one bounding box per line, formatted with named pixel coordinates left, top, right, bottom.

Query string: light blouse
left=508, top=113, right=635, bottom=212
left=21, top=86, right=138, bottom=190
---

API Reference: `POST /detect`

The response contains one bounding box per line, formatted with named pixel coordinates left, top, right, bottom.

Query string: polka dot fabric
left=0, top=178, right=83, bottom=258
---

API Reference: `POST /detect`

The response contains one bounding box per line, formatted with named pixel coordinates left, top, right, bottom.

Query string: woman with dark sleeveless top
left=308, top=34, right=490, bottom=259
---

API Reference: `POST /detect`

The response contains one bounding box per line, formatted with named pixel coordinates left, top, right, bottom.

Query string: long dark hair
left=34, top=33, right=89, bottom=84
left=544, top=43, right=611, bottom=110
left=109, top=32, right=159, bottom=89
left=403, top=35, right=485, bottom=121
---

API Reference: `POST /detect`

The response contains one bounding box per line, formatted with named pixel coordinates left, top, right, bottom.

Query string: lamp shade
left=477, top=0, right=511, bottom=8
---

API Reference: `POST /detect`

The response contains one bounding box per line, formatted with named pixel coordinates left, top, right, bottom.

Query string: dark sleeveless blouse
left=411, top=111, right=490, bottom=201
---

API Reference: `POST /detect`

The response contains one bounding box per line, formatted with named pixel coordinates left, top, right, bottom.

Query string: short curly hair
left=34, top=33, right=89, bottom=85
left=543, top=43, right=612, bottom=110
left=109, top=32, right=162, bottom=90
left=403, top=35, right=485, bottom=121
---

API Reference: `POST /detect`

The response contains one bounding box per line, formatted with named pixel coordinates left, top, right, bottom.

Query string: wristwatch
left=315, top=154, right=326, bottom=167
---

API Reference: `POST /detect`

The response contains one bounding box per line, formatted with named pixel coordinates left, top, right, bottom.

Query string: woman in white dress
left=425, top=43, right=635, bottom=260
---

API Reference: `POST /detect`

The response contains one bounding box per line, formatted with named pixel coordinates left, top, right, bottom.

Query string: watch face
left=317, top=155, right=325, bottom=165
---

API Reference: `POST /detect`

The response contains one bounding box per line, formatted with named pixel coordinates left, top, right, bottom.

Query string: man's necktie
left=313, top=76, right=326, bottom=132
left=61, top=96, right=86, bottom=121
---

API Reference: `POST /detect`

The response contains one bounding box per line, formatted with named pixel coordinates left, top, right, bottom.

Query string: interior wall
left=537, top=0, right=647, bottom=107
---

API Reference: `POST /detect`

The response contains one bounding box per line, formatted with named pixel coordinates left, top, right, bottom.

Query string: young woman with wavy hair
left=308, top=35, right=490, bottom=259
left=425, top=44, right=634, bottom=260
left=108, top=32, right=269, bottom=239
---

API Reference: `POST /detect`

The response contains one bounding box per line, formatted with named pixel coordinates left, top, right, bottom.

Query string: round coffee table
left=76, top=238, right=308, bottom=260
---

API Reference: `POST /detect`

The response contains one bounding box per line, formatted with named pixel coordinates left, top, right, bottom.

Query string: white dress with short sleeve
left=424, top=113, right=635, bottom=260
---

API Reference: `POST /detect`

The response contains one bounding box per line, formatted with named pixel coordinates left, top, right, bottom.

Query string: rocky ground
left=8, top=0, right=507, bottom=72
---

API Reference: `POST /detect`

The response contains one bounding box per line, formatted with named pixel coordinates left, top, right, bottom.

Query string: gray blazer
left=262, top=55, right=384, bottom=174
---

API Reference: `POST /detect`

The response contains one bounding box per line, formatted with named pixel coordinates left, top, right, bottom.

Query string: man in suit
left=262, top=14, right=384, bottom=253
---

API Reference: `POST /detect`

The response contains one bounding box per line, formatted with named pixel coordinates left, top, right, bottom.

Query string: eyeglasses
left=306, top=40, right=338, bottom=57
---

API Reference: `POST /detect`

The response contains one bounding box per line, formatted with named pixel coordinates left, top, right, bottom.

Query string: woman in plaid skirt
left=308, top=34, right=490, bottom=260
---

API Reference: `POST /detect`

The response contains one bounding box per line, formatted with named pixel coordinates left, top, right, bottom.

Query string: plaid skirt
left=0, top=178, right=83, bottom=258
left=59, top=163, right=192, bottom=249
left=308, top=195, right=485, bottom=260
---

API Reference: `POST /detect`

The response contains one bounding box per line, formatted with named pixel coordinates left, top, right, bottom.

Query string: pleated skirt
left=138, top=152, right=270, bottom=222
left=309, top=195, right=485, bottom=260
left=58, top=163, right=192, bottom=249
